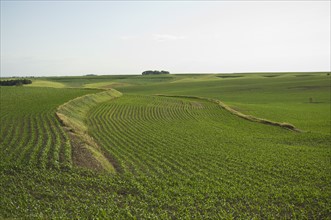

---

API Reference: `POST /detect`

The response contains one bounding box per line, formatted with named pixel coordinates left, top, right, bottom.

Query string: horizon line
left=1, top=71, right=330, bottom=78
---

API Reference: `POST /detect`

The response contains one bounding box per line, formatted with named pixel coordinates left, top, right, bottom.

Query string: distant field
left=0, top=72, right=330, bottom=218
left=117, top=72, right=330, bottom=133
left=26, top=79, right=65, bottom=88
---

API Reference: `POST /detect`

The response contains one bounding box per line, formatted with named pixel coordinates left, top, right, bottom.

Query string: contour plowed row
left=0, top=87, right=98, bottom=169
left=86, top=95, right=299, bottom=187
left=85, top=95, right=330, bottom=219
left=0, top=112, right=72, bottom=169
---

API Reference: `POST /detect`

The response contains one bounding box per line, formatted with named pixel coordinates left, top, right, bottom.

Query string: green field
left=0, top=72, right=330, bottom=218
left=0, top=87, right=99, bottom=169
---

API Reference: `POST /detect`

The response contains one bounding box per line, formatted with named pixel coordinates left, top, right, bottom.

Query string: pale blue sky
left=1, top=1, right=330, bottom=77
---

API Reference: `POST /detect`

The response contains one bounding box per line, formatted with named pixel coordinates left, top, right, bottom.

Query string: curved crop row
left=0, top=87, right=99, bottom=169
left=156, top=94, right=301, bottom=132
left=84, top=94, right=329, bottom=218
left=87, top=95, right=270, bottom=178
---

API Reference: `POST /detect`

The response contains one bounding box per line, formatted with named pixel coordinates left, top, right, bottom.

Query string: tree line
left=0, top=79, right=32, bottom=86
left=142, top=70, right=170, bottom=75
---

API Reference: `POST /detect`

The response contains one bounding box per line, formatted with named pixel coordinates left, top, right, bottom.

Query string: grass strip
left=156, top=94, right=301, bottom=132
left=56, top=89, right=122, bottom=172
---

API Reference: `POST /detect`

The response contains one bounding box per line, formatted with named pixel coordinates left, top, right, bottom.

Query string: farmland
left=0, top=87, right=99, bottom=168
left=0, top=72, right=330, bottom=218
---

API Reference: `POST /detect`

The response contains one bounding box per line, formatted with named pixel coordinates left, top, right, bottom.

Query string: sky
left=0, top=1, right=330, bottom=77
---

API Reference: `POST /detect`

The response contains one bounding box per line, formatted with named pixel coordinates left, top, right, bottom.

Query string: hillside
left=0, top=72, right=330, bottom=218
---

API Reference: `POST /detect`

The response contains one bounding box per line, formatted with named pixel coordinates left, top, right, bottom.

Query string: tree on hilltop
left=0, top=79, right=32, bottom=86
left=142, top=70, right=170, bottom=75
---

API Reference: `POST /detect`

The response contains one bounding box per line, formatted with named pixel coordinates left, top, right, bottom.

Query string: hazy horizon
left=1, top=1, right=330, bottom=77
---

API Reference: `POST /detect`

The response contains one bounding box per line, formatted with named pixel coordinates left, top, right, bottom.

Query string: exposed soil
left=68, top=131, right=105, bottom=172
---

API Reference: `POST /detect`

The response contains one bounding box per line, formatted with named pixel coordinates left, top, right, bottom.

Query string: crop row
left=1, top=88, right=330, bottom=218
left=86, top=95, right=330, bottom=218
left=0, top=87, right=98, bottom=169
left=0, top=112, right=72, bottom=169
left=88, top=96, right=293, bottom=182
